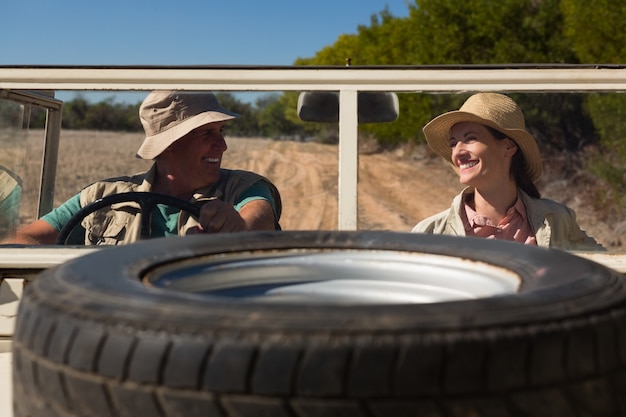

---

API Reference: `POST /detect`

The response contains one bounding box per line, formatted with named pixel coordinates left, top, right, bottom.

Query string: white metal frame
left=2, top=65, right=626, bottom=230
left=0, top=90, right=63, bottom=217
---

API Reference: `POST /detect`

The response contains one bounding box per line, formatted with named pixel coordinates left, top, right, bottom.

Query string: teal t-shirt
left=42, top=182, right=276, bottom=244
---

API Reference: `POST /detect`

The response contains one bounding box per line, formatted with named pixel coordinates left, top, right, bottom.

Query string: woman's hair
left=485, top=126, right=541, bottom=199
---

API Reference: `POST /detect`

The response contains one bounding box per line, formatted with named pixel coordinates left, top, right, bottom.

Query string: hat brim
left=136, top=110, right=238, bottom=160
left=423, top=110, right=543, bottom=183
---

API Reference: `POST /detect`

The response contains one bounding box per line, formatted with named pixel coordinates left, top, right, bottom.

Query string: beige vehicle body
left=0, top=65, right=625, bottom=416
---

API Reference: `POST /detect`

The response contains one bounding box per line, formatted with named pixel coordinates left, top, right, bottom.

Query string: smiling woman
left=412, top=92, right=603, bottom=251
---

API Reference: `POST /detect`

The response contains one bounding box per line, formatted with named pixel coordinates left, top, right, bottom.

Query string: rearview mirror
left=297, top=91, right=399, bottom=124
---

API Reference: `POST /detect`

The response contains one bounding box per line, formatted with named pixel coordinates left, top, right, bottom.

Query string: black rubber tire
left=13, top=231, right=626, bottom=417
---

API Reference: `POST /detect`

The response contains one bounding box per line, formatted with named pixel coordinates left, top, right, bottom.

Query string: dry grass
left=14, top=130, right=151, bottom=223
left=53, top=130, right=153, bottom=203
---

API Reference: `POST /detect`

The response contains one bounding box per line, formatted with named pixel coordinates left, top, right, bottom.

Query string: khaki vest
left=79, top=165, right=281, bottom=245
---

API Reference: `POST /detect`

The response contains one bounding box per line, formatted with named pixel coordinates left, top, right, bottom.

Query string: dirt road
left=223, top=137, right=462, bottom=231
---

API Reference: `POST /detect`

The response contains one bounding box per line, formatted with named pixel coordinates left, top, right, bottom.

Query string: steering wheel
left=56, top=191, right=201, bottom=245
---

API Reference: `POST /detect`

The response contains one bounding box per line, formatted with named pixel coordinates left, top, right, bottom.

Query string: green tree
left=82, top=98, right=140, bottom=132
left=215, top=93, right=259, bottom=137
left=62, top=95, right=90, bottom=129
left=256, top=94, right=302, bottom=138
left=406, top=0, right=591, bottom=151
left=296, top=1, right=593, bottom=149
left=561, top=0, right=626, bottom=63
left=297, top=9, right=414, bottom=67
left=61, top=96, right=140, bottom=131
left=561, top=0, right=626, bottom=209
left=411, top=0, right=575, bottom=64
left=295, top=8, right=424, bottom=145
left=0, top=100, right=25, bottom=129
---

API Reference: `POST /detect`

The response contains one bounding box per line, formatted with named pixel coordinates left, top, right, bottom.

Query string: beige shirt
left=412, top=187, right=604, bottom=251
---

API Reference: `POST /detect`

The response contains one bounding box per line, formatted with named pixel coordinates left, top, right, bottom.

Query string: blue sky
left=3, top=0, right=411, bottom=103
left=2, top=1, right=410, bottom=66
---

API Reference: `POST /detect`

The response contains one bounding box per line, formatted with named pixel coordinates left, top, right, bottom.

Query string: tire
left=12, top=231, right=626, bottom=417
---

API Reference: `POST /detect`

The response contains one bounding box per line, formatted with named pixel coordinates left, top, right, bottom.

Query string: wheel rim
left=145, top=249, right=520, bottom=305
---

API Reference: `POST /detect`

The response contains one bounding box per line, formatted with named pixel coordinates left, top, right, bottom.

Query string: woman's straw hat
left=423, top=93, right=542, bottom=182
left=137, top=91, right=239, bottom=160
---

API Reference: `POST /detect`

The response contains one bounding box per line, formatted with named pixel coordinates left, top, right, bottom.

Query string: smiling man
left=6, top=91, right=282, bottom=245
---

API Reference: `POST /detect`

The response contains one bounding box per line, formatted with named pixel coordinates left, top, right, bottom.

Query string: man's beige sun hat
left=422, top=92, right=543, bottom=183
left=136, top=91, right=239, bottom=160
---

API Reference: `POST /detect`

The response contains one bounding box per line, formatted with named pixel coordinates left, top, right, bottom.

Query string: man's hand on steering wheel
left=191, top=199, right=247, bottom=234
